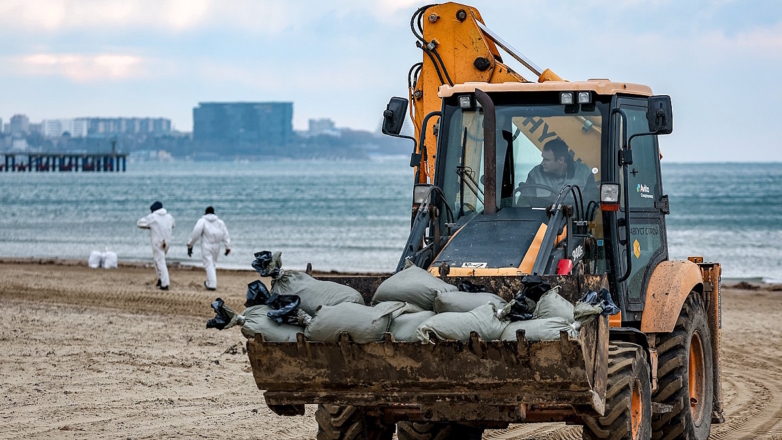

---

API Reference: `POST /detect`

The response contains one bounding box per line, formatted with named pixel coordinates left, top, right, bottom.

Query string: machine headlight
left=577, top=91, right=592, bottom=104
left=600, top=183, right=620, bottom=212
left=459, top=95, right=472, bottom=109
left=560, top=92, right=574, bottom=105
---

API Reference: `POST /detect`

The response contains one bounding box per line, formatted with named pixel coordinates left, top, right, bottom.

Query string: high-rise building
left=43, top=119, right=89, bottom=138
left=78, top=117, right=172, bottom=136
left=308, top=118, right=340, bottom=137
left=9, top=114, right=29, bottom=136
left=193, top=102, right=293, bottom=147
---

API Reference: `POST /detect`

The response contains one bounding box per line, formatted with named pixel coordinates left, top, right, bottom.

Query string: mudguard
left=640, top=260, right=703, bottom=333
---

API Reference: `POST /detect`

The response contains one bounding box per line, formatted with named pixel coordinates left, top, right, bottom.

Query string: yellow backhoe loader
left=246, top=4, right=723, bottom=439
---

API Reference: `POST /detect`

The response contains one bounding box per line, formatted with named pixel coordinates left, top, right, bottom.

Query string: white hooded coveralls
left=137, top=208, right=175, bottom=288
left=187, top=214, right=231, bottom=289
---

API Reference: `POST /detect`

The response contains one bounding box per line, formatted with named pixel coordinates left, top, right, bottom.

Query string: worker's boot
left=204, top=281, right=216, bottom=292
left=156, top=279, right=161, bottom=288
left=160, top=285, right=169, bottom=291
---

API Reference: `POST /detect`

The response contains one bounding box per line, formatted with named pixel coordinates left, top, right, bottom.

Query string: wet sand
left=1, top=261, right=781, bottom=439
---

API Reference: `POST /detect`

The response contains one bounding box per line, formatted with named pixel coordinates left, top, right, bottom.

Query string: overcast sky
left=1, top=0, right=780, bottom=162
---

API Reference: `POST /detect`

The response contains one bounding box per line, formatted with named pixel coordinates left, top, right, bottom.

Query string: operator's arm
left=187, top=219, right=204, bottom=248
left=137, top=214, right=152, bottom=229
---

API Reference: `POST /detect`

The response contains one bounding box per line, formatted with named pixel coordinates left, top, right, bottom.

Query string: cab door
left=613, top=97, right=669, bottom=318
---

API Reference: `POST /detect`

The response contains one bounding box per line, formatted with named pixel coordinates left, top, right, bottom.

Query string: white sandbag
left=389, top=311, right=436, bottom=342
left=272, top=270, right=364, bottom=315
left=434, top=291, right=507, bottom=314
left=88, top=251, right=103, bottom=269
left=416, top=304, right=508, bottom=343
left=501, top=317, right=579, bottom=342
left=532, top=287, right=575, bottom=323
left=101, top=251, right=118, bottom=269
left=240, top=305, right=304, bottom=342
left=372, top=262, right=458, bottom=310
left=305, top=301, right=406, bottom=343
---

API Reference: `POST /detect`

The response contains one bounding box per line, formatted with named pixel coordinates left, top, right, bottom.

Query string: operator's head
left=205, top=206, right=215, bottom=215
left=541, top=139, right=570, bottom=176
left=150, top=201, right=163, bottom=212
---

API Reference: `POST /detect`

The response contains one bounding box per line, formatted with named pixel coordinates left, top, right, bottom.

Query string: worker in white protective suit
left=187, top=206, right=231, bottom=291
left=137, top=201, right=176, bottom=290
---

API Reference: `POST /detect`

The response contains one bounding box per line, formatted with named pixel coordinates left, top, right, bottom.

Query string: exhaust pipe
left=474, top=89, right=496, bottom=215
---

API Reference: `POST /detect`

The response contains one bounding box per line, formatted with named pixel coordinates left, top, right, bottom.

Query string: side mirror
left=382, top=97, right=408, bottom=136
left=647, top=95, right=673, bottom=135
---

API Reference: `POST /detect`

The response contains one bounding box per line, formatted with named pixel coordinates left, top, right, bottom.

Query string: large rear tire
left=652, top=293, right=713, bottom=440
left=397, top=421, right=483, bottom=440
left=582, top=341, right=652, bottom=440
left=315, top=405, right=394, bottom=440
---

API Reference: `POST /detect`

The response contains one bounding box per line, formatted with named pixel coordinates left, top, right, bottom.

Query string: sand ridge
left=1, top=262, right=780, bottom=439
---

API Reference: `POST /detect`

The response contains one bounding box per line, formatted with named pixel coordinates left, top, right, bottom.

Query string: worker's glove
left=187, top=246, right=193, bottom=257
left=225, top=249, right=231, bottom=256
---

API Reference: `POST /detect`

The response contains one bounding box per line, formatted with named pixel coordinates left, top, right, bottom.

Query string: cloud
left=0, top=0, right=420, bottom=34
left=10, top=53, right=150, bottom=81
left=0, top=0, right=211, bottom=32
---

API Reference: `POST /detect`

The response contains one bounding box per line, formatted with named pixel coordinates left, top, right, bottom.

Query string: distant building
left=9, top=114, right=29, bottom=136
left=79, top=117, right=172, bottom=136
left=193, top=102, right=293, bottom=146
left=2, top=123, right=8, bottom=134
left=28, top=123, right=42, bottom=135
left=308, top=118, right=340, bottom=137
left=43, top=119, right=89, bottom=138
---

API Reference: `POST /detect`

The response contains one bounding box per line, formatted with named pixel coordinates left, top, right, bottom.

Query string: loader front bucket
left=246, top=314, right=609, bottom=424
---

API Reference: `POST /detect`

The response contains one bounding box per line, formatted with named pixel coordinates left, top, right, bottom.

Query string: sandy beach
left=1, top=261, right=782, bottom=439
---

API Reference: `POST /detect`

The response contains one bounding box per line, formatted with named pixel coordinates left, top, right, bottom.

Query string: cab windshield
left=438, top=94, right=607, bottom=220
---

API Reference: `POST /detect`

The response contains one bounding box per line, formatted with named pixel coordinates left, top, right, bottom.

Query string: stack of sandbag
left=372, top=260, right=458, bottom=310
left=254, top=251, right=364, bottom=315
left=88, top=249, right=118, bottom=269
left=416, top=303, right=508, bottom=343
left=501, top=287, right=579, bottom=341
left=305, top=301, right=408, bottom=343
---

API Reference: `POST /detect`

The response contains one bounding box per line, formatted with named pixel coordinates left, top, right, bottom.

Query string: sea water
left=0, top=160, right=780, bottom=281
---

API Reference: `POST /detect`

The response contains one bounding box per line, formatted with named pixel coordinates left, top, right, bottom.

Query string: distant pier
left=1, top=153, right=127, bottom=172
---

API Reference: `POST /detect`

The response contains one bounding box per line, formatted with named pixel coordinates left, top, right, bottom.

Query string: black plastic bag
left=266, top=294, right=299, bottom=324
left=252, top=250, right=282, bottom=279
left=245, top=280, right=273, bottom=307
left=206, top=298, right=233, bottom=330
left=580, top=289, right=620, bottom=316
left=519, top=275, right=552, bottom=302
left=458, top=280, right=486, bottom=293
left=507, top=292, right=537, bottom=322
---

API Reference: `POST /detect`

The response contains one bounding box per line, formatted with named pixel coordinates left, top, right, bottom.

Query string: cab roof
left=438, top=80, right=653, bottom=98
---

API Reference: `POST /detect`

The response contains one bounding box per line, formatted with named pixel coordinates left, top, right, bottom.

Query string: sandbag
left=389, top=311, right=436, bottom=342
left=272, top=271, right=364, bottom=315
left=102, top=251, right=118, bottom=269
left=305, top=302, right=406, bottom=343
left=240, top=305, right=303, bottom=342
left=416, top=304, right=508, bottom=343
left=433, top=291, right=507, bottom=314
left=500, top=317, right=579, bottom=342
left=88, top=251, right=103, bottom=269
left=532, top=287, right=575, bottom=323
left=574, top=301, right=603, bottom=325
left=372, top=262, right=458, bottom=310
